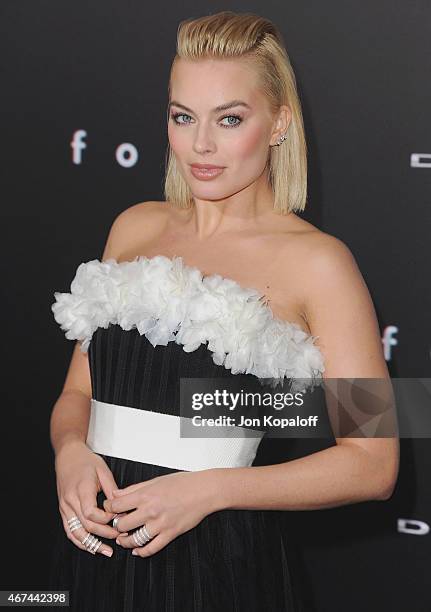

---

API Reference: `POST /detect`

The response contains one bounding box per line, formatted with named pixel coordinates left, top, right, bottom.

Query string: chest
left=118, top=238, right=310, bottom=335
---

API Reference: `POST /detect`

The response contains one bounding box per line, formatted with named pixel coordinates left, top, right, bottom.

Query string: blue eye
left=171, top=113, right=192, bottom=125
left=220, top=115, right=242, bottom=128
left=170, top=113, right=243, bottom=129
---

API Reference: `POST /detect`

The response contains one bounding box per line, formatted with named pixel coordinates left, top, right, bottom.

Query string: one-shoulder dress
left=48, top=254, right=325, bottom=612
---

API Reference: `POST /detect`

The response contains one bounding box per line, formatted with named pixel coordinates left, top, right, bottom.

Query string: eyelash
left=170, top=112, right=243, bottom=129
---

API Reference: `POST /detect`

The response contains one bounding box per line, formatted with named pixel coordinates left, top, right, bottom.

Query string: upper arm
left=61, top=341, right=93, bottom=399
left=303, top=235, right=399, bottom=494
left=305, top=235, right=386, bottom=378
left=61, top=200, right=161, bottom=399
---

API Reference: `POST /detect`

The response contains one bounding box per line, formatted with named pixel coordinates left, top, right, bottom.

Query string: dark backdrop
left=1, top=2, right=430, bottom=610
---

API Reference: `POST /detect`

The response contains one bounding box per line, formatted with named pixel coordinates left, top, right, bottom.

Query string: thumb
left=96, top=466, right=120, bottom=502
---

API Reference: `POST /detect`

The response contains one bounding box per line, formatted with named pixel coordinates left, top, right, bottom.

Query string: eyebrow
left=168, top=99, right=252, bottom=114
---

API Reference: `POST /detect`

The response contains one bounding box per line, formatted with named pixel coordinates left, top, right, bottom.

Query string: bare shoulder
left=295, top=229, right=365, bottom=297
left=284, top=224, right=369, bottom=324
left=271, top=215, right=357, bottom=289
left=277, top=214, right=352, bottom=259
left=107, top=200, right=168, bottom=236
left=273, top=213, right=359, bottom=285
left=298, top=228, right=358, bottom=273
left=293, top=228, right=388, bottom=377
left=101, top=200, right=170, bottom=261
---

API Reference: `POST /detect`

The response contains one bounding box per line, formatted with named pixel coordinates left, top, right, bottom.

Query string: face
left=168, top=57, right=286, bottom=201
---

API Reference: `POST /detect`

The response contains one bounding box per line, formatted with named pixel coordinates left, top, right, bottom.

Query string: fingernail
left=101, top=549, right=113, bottom=557
left=132, top=549, right=139, bottom=555
left=118, top=532, right=128, bottom=537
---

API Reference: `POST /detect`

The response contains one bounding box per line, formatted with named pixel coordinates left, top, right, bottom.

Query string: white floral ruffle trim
left=51, top=255, right=325, bottom=391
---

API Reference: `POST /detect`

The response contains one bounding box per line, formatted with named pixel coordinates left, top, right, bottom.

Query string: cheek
left=167, top=125, right=183, bottom=154
left=231, top=125, right=268, bottom=162
left=168, top=123, right=269, bottom=168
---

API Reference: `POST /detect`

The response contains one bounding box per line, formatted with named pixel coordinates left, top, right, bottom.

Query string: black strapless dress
left=48, top=255, right=326, bottom=612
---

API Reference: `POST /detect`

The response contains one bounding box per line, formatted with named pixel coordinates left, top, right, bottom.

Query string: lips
left=190, top=164, right=225, bottom=181
left=190, top=163, right=224, bottom=169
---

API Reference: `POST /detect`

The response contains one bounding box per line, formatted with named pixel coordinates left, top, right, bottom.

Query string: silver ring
left=67, top=516, right=82, bottom=533
left=112, top=514, right=120, bottom=529
left=142, top=524, right=152, bottom=541
left=132, top=524, right=153, bottom=547
left=67, top=515, right=79, bottom=524
left=81, top=532, right=103, bottom=554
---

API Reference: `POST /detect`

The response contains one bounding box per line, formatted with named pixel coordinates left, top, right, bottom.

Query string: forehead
left=170, top=57, right=264, bottom=107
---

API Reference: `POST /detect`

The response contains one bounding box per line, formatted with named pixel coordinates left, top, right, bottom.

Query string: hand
left=55, top=440, right=124, bottom=557
left=103, top=469, right=222, bottom=557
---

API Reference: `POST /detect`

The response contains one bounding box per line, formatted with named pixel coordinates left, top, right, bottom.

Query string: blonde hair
left=164, top=11, right=308, bottom=215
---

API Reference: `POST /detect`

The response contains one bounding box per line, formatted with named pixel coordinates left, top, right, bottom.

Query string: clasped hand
left=103, top=469, right=221, bottom=557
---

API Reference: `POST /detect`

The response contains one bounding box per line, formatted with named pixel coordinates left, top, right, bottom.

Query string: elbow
left=374, top=458, right=400, bottom=501
left=376, top=483, right=395, bottom=501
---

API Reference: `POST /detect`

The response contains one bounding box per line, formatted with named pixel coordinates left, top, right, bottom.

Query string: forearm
left=210, top=443, right=392, bottom=512
left=49, top=389, right=91, bottom=456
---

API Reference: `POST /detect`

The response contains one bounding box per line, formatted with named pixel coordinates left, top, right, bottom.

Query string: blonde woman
left=49, top=11, right=399, bottom=611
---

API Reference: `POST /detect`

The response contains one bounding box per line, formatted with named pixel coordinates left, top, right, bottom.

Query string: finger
left=111, top=513, right=129, bottom=537
left=59, top=504, right=88, bottom=551
left=96, top=465, right=121, bottom=501
left=105, top=504, right=150, bottom=535
left=78, top=480, right=117, bottom=524
left=59, top=502, right=113, bottom=557
left=78, top=485, right=121, bottom=538
left=103, top=490, right=142, bottom=515
left=131, top=531, right=172, bottom=557
left=68, top=492, right=116, bottom=541
left=112, top=478, right=160, bottom=495
left=118, top=520, right=159, bottom=549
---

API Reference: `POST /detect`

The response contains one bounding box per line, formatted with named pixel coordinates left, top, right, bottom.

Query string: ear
left=270, top=104, right=292, bottom=146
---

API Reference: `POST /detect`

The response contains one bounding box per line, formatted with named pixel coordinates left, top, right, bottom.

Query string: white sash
left=86, top=399, right=264, bottom=472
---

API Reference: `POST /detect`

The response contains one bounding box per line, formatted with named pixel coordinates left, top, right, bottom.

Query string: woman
left=49, top=11, right=399, bottom=612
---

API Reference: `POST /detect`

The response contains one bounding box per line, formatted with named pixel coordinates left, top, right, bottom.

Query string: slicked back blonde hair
left=164, top=11, right=307, bottom=215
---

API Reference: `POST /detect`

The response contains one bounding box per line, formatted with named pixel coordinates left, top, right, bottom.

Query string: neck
left=187, top=167, right=276, bottom=240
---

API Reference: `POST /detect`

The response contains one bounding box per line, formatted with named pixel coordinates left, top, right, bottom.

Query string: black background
left=1, top=2, right=430, bottom=610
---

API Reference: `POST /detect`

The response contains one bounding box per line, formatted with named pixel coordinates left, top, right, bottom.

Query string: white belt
left=86, top=399, right=264, bottom=472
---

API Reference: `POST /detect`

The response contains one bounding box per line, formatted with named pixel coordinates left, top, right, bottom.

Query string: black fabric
left=49, top=324, right=308, bottom=611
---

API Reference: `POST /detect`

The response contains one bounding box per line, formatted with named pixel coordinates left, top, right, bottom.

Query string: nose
left=193, top=124, right=216, bottom=154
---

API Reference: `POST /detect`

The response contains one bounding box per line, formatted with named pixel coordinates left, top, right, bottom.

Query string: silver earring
left=275, top=133, right=287, bottom=146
